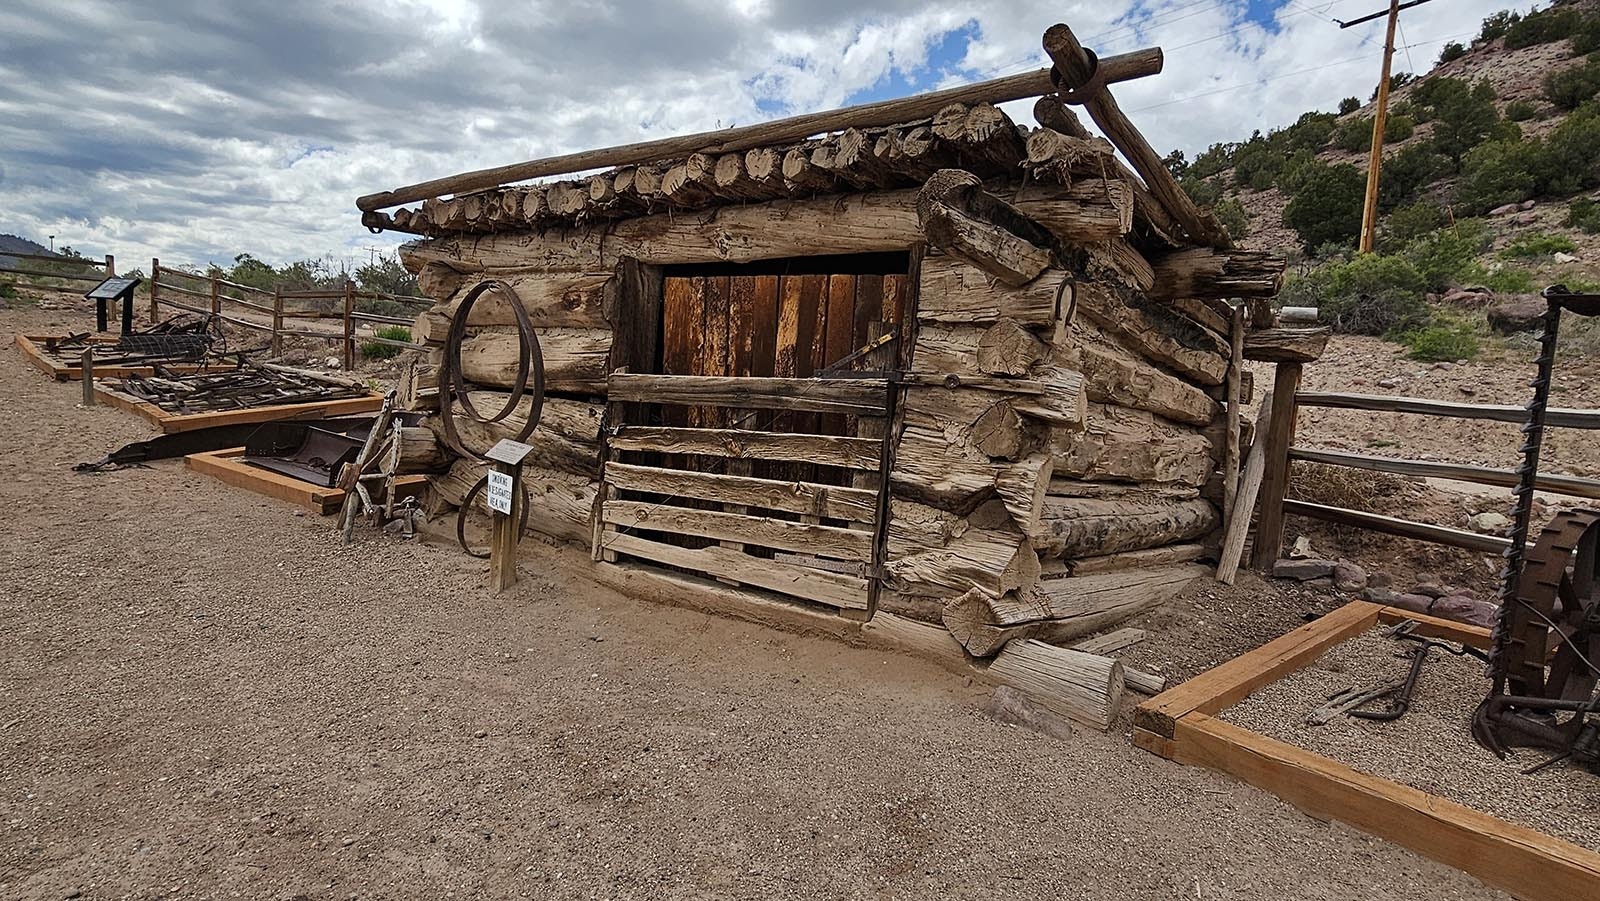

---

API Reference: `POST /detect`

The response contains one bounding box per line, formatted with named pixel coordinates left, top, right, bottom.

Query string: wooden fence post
left=271, top=288, right=284, bottom=357
left=104, top=254, right=115, bottom=277
left=149, top=258, right=160, bottom=323
left=343, top=281, right=356, bottom=370
left=1249, top=362, right=1304, bottom=571
left=81, top=349, right=95, bottom=406
left=210, top=275, right=221, bottom=317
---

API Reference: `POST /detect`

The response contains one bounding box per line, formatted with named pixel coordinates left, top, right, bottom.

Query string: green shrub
left=1283, top=253, right=1430, bottom=336
left=1377, top=202, right=1447, bottom=252
left=1481, top=266, right=1537, bottom=293
left=1574, top=18, right=1600, bottom=55
left=360, top=325, right=413, bottom=360
left=0, top=280, right=14, bottom=299
left=1417, top=78, right=1501, bottom=168
left=1499, top=232, right=1578, bottom=258
left=1214, top=198, right=1249, bottom=240
left=1371, top=72, right=1416, bottom=101
left=1339, top=96, right=1362, bottom=115
left=1334, top=117, right=1372, bottom=152
left=1398, top=323, right=1480, bottom=361
left=1378, top=141, right=1449, bottom=211
left=1400, top=219, right=1492, bottom=291
left=1454, top=138, right=1542, bottom=212
left=1504, top=99, right=1539, bottom=121
left=1479, top=11, right=1520, bottom=44
left=1284, top=163, right=1366, bottom=248
left=1545, top=56, right=1600, bottom=110
left=1539, top=102, right=1600, bottom=193
left=1178, top=173, right=1222, bottom=207
left=1438, top=41, right=1468, bottom=65
left=1504, top=8, right=1581, bottom=50
left=1567, top=198, right=1600, bottom=234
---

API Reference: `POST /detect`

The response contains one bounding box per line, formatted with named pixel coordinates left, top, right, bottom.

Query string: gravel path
left=0, top=308, right=1509, bottom=900
left=1224, top=627, right=1600, bottom=852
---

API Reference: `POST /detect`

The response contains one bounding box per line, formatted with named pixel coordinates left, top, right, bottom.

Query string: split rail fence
left=1250, top=377, right=1600, bottom=563
left=148, top=260, right=431, bottom=368
left=0, top=251, right=115, bottom=294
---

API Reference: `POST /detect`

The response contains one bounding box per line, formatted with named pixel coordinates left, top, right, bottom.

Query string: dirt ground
left=1, top=310, right=1522, bottom=899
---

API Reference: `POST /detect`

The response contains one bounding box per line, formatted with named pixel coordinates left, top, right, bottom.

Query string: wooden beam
left=1041, top=24, right=1228, bottom=248
left=1245, top=327, right=1331, bottom=363
left=1248, top=364, right=1301, bottom=570
left=1289, top=447, right=1600, bottom=500
left=602, top=499, right=874, bottom=562
left=986, top=640, right=1124, bottom=731
left=607, top=374, right=889, bottom=416
left=1147, top=248, right=1284, bottom=300
left=609, top=426, right=883, bottom=469
left=356, top=47, right=1164, bottom=211
left=1222, top=305, right=1245, bottom=522
left=599, top=530, right=868, bottom=609
left=1283, top=499, right=1514, bottom=554
left=1295, top=392, right=1600, bottom=430
left=1172, top=713, right=1600, bottom=901
left=1132, top=600, right=1383, bottom=739
left=1216, top=390, right=1275, bottom=584
left=605, top=461, right=878, bottom=522
left=1375, top=607, right=1492, bottom=648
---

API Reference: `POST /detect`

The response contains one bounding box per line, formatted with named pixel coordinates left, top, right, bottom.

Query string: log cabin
left=357, top=23, right=1318, bottom=728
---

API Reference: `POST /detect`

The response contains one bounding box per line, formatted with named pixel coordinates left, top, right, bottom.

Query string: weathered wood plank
left=604, top=500, right=874, bottom=561
left=610, top=426, right=882, bottom=469
left=608, top=374, right=889, bottom=416
left=605, top=461, right=878, bottom=522
left=600, top=530, right=868, bottom=609
left=1295, top=392, right=1600, bottom=430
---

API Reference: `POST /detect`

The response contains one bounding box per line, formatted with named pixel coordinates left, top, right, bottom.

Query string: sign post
left=484, top=438, right=535, bottom=593
left=84, top=276, right=143, bottom=334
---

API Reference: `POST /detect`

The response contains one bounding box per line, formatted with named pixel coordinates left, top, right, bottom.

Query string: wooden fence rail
left=0, top=253, right=114, bottom=295
left=148, top=260, right=433, bottom=367
left=1250, top=386, right=1600, bottom=568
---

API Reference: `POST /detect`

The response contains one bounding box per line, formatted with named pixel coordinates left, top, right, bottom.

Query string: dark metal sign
left=84, top=276, right=141, bottom=301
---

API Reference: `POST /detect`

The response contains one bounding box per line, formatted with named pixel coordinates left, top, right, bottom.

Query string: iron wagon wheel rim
left=438, top=278, right=544, bottom=460
left=455, top=473, right=530, bottom=559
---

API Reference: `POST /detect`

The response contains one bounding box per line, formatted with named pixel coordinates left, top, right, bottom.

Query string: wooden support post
left=210, top=275, right=221, bottom=316
left=342, top=280, right=356, bottom=370
left=80, top=349, right=95, bottom=406
left=1249, top=363, right=1303, bottom=571
left=104, top=254, right=115, bottom=276
left=1222, top=305, right=1245, bottom=518
left=483, top=438, right=536, bottom=593
left=149, top=258, right=160, bottom=324
left=271, top=288, right=284, bottom=357
left=1358, top=0, right=1402, bottom=254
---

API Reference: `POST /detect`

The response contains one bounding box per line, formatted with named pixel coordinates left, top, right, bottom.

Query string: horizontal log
left=1012, top=179, right=1134, bottom=243
left=1288, top=447, right=1600, bottom=500
left=1063, top=543, right=1209, bottom=576
left=1294, top=393, right=1600, bottom=430
left=1036, top=495, right=1218, bottom=559
left=918, top=179, right=1051, bottom=288
left=413, top=273, right=613, bottom=336
left=599, top=530, right=868, bottom=610
left=603, top=499, right=874, bottom=562
left=1245, top=327, right=1331, bottom=363
left=885, top=525, right=1040, bottom=599
left=358, top=48, right=1165, bottom=210
left=890, top=424, right=1003, bottom=514
left=386, top=426, right=449, bottom=475
left=431, top=458, right=596, bottom=544
left=457, top=329, right=611, bottom=395
left=1055, top=403, right=1216, bottom=486
left=1282, top=499, right=1513, bottom=554
left=426, top=392, right=602, bottom=476
left=985, top=640, right=1123, bottom=731
left=605, top=461, right=879, bottom=522
left=943, top=564, right=1207, bottom=656
left=610, top=426, right=881, bottom=469
left=1075, top=282, right=1229, bottom=386
left=916, top=255, right=1069, bottom=327
left=1073, top=339, right=1219, bottom=427
left=607, top=374, right=888, bottom=416
left=1147, top=248, right=1285, bottom=301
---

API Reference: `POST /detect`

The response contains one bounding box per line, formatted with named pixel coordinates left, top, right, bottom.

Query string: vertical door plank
left=823, top=274, right=858, bottom=440
left=852, top=274, right=883, bottom=361
left=750, top=275, right=779, bottom=379
left=661, top=278, right=697, bottom=428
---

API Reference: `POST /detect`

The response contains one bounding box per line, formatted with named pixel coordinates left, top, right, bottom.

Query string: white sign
left=485, top=470, right=515, bottom=515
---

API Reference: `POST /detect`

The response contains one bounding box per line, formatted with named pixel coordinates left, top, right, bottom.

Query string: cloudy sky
left=0, top=0, right=1519, bottom=271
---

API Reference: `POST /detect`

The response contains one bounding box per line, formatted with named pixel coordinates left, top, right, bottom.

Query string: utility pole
left=1341, top=0, right=1431, bottom=253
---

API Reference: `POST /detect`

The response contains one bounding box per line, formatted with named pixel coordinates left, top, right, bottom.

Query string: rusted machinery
left=1472, top=286, right=1600, bottom=773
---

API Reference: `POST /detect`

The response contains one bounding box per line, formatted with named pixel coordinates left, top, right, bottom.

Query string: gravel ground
left=1224, top=627, right=1600, bottom=852
left=0, top=307, right=1513, bottom=900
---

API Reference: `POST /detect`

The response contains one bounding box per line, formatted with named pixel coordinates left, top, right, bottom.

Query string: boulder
left=1468, top=511, right=1509, bottom=534
left=1487, top=295, right=1547, bottom=335
left=1333, top=560, right=1369, bottom=591
left=1431, top=595, right=1497, bottom=629
left=1389, top=593, right=1436, bottom=615
left=1273, top=558, right=1336, bottom=581
left=1368, top=570, right=1394, bottom=589
left=1489, top=202, right=1521, bottom=216
left=1553, top=251, right=1579, bottom=264
left=1362, top=587, right=1398, bottom=604
left=1412, top=582, right=1451, bottom=599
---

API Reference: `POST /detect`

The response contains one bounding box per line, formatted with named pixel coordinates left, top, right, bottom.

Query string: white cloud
left=0, top=0, right=1531, bottom=271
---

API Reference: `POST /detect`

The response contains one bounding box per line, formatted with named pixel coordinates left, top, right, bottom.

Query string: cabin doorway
left=595, top=253, right=914, bottom=616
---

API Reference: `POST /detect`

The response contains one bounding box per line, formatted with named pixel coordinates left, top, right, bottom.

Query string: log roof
left=362, top=101, right=1185, bottom=250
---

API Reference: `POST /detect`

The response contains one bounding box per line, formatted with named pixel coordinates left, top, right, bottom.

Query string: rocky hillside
left=1175, top=0, right=1600, bottom=316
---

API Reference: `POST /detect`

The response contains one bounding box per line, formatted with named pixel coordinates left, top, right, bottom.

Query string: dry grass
left=1287, top=460, right=1409, bottom=510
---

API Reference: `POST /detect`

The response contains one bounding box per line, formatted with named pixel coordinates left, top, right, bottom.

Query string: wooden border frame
left=185, top=448, right=425, bottom=515
left=94, top=384, right=384, bottom=434
left=15, top=334, right=226, bottom=381
left=1133, top=601, right=1600, bottom=901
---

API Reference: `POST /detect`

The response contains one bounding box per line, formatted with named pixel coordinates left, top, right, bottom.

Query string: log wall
left=396, top=175, right=1238, bottom=658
